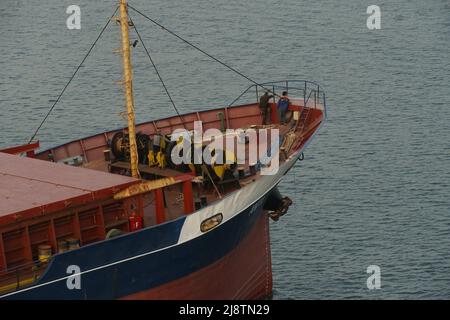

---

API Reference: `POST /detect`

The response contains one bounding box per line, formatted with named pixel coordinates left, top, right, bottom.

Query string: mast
left=119, top=0, right=139, bottom=178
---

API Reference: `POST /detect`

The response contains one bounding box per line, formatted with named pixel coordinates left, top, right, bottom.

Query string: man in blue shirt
left=277, top=91, right=290, bottom=124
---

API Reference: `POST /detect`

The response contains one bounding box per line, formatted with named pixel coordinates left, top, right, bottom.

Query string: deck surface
left=0, top=152, right=138, bottom=219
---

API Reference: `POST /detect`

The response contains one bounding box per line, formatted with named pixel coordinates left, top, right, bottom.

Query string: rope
left=128, top=13, right=186, bottom=129
left=27, top=7, right=119, bottom=143
left=127, top=5, right=280, bottom=98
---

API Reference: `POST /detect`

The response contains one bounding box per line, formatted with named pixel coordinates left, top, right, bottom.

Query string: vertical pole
left=271, top=85, right=277, bottom=123
left=155, top=188, right=166, bottom=224
left=119, top=0, right=139, bottom=178
left=182, top=181, right=194, bottom=214
left=314, top=90, right=317, bottom=108
left=24, top=226, right=32, bottom=262
left=304, top=81, right=307, bottom=109
left=95, top=206, right=106, bottom=239
left=137, top=194, right=144, bottom=217
left=48, top=219, right=57, bottom=253
left=73, top=212, right=82, bottom=245
left=0, top=233, right=6, bottom=273
left=317, top=85, right=320, bottom=106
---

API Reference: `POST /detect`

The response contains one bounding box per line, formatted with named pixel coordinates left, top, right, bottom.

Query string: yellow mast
left=119, top=0, right=139, bottom=178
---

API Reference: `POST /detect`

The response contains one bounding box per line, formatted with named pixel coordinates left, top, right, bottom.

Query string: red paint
left=36, top=103, right=264, bottom=163
left=288, top=105, right=301, bottom=112
left=95, top=206, right=107, bottom=239
left=269, top=103, right=279, bottom=124
left=0, top=152, right=139, bottom=223
left=0, top=100, right=324, bottom=290
left=23, top=226, right=32, bottom=262
left=155, top=188, right=165, bottom=224
left=182, top=181, right=194, bottom=214
left=0, top=141, right=40, bottom=157
left=291, top=108, right=324, bottom=153
left=48, top=219, right=57, bottom=253
left=0, top=233, right=6, bottom=273
left=128, top=214, right=143, bottom=231
left=32, top=101, right=324, bottom=165
left=121, top=212, right=272, bottom=300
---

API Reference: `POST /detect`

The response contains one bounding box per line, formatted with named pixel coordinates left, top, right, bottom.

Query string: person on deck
left=277, top=91, right=290, bottom=124
left=259, top=91, right=273, bottom=125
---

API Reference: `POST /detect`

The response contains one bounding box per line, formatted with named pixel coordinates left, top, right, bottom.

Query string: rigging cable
left=128, top=13, right=186, bottom=129
left=27, top=7, right=119, bottom=143
left=127, top=5, right=281, bottom=98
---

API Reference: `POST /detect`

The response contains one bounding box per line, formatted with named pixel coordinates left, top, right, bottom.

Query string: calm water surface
left=0, top=0, right=449, bottom=299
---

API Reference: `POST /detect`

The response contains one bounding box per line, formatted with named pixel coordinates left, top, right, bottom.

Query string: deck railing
left=228, top=80, right=327, bottom=119
left=0, top=260, right=46, bottom=294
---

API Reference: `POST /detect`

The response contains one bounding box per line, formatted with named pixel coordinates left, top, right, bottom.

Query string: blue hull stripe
left=6, top=195, right=267, bottom=299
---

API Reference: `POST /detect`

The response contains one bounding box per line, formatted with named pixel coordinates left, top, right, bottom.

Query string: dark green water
left=0, top=0, right=449, bottom=299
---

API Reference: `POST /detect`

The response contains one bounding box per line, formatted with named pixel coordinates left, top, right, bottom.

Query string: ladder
left=297, top=106, right=311, bottom=133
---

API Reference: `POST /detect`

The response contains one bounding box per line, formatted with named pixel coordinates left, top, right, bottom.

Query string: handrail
left=1, top=260, right=32, bottom=274
left=0, top=141, right=40, bottom=157
left=228, top=85, right=253, bottom=107
left=0, top=259, right=46, bottom=294
left=304, top=89, right=315, bottom=108
left=228, top=80, right=327, bottom=117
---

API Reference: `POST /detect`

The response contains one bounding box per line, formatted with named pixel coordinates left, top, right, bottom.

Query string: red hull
left=122, top=212, right=273, bottom=300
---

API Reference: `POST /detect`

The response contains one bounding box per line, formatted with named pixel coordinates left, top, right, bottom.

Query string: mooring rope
left=28, top=4, right=281, bottom=143
left=128, top=13, right=186, bottom=129
left=128, top=5, right=281, bottom=99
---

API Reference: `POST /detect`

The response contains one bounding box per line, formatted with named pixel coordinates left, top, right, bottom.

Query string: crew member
left=259, top=91, right=273, bottom=125
left=277, top=91, right=290, bottom=124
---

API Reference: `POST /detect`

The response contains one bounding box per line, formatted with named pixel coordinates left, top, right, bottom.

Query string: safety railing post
left=317, top=84, right=320, bottom=106
left=15, top=269, right=20, bottom=290
left=314, top=90, right=317, bottom=108
left=228, top=80, right=325, bottom=114
left=272, top=85, right=276, bottom=104
left=304, top=81, right=307, bottom=108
